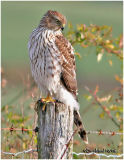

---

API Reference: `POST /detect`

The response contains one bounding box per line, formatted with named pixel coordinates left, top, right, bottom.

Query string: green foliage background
left=1, top=1, right=123, bottom=159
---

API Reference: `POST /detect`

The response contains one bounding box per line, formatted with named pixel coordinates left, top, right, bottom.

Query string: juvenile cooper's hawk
left=28, top=10, right=88, bottom=144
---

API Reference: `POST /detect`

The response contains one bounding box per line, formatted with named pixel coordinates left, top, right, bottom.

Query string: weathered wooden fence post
left=37, top=101, right=73, bottom=159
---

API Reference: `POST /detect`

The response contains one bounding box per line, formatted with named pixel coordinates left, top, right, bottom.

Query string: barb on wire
left=85, top=86, right=120, bottom=128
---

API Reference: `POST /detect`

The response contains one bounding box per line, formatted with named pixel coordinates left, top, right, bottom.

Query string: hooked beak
left=61, top=27, right=64, bottom=31
left=61, top=24, right=65, bottom=31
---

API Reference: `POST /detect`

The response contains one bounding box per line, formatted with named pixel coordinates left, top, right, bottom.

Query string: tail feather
left=74, top=110, right=88, bottom=144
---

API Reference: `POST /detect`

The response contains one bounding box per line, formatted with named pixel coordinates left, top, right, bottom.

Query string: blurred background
left=1, top=1, right=123, bottom=159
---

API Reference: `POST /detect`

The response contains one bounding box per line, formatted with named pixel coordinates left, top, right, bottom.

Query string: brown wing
left=55, top=35, right=78, bottom=98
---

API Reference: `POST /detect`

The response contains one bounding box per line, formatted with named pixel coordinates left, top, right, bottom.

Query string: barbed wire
left=2, top=126, right=123, bottom=159
left=2, top=127, right=123, bottom=159
left=2, top=148, right=123, bottom=159
left=1, top=126, right=38, bottom=134
left=57, top=126, right=123, bottom=159
left=1, top=127, right=123, bottom=136
left=86, top=130, right=123, bottom=136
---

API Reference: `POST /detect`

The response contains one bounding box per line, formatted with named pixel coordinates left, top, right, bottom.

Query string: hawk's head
left=39, top=10, right=67, bottom=31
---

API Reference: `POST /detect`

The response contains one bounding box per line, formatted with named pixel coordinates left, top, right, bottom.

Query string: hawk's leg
left=41, top=94, right=55, bottom=111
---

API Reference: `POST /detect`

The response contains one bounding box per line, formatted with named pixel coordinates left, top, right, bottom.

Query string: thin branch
left=85, top=86, right=120, bottom=128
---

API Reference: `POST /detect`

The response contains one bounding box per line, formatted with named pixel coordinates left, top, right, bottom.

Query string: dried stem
left=85, top=86, right=120, bottom=128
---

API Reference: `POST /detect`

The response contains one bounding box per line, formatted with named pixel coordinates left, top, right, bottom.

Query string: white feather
left=55, top=86, right=80, bottom=110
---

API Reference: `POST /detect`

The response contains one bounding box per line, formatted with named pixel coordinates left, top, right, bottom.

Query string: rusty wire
left=1, top=127, right=123, bottom=136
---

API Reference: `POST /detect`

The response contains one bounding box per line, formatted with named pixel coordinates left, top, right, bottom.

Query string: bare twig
left=85, top=86, right=120, bottom=128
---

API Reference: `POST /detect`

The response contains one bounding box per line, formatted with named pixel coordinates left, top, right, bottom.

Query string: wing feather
left=55, top=35, right=78, bottom=98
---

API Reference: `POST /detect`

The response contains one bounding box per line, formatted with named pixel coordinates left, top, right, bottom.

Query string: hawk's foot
left=35, top=96, right=55, bottom=111
left=41, top=96, right=55, bottom=103
left=41, top=95, right=55, bottom=111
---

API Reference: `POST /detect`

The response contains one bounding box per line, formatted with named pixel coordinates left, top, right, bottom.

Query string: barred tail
left=74, top=110, right=88, bottom=144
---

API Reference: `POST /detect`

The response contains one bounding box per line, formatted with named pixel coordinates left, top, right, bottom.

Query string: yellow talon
left=42, top=103, right=46, bottom=111
left=41, top=94, right=55, bottom=111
